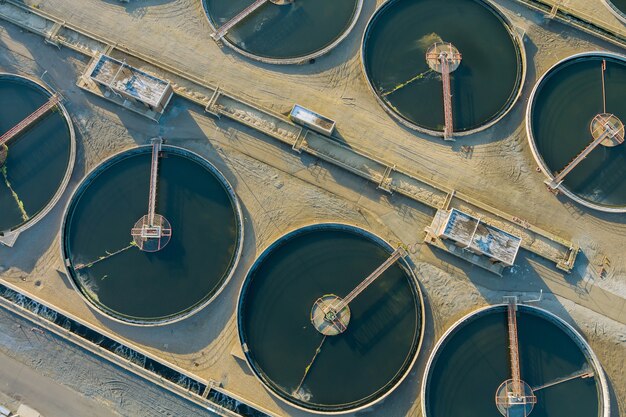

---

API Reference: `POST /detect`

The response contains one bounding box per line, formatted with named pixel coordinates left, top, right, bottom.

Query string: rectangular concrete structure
left=425, top=209, right=522, bottom=276
left=289, top=104, right=336, bottom=136
left=79, top=53, right=173, bottom=121
left=439, top=208, right=522, bottom=267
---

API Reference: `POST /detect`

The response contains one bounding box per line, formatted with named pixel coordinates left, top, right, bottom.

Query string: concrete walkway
left=0, top=351, right=119, bottom=417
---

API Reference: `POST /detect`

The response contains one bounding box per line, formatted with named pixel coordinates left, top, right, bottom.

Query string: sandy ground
left=0, top=0, right=624, bottom=416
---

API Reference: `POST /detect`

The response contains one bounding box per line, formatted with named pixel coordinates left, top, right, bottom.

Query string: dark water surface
left=203, top=0, right=359, bottom=60
left=609, top=0, right=626, bottom=13
left=0, top=77, right=71, bottom=232
left=363, top=0, right=522, bottom=133
left=63, top=148, right=240, bottom=323
left=531, top=56, right=626, bottom=208
left=239, top=226, right=422, bottom=412
left=426, top=306, right=600, bottom=417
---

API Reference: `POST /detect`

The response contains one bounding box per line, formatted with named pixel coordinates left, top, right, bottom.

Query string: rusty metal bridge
left=426, top=42, right=462, bottom=140
left=311, top=247, right=406, bottom=336
left=332, top=246, right=405, bottom=313
left=508, top=297, right=523, bottom=396
left=546, top=114, right=624, bottom=189
left=131, top=138, right=172, bottom=252
left=0, top=94, right=60, bottom=146
left=211, top=0, right=269, bottom=41
left=495, top=297, right=537, bottom=417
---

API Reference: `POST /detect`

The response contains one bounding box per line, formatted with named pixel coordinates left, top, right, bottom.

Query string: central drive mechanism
left=495, top=379, right=536, bottom=417
left=310, top=294, right=351, bottom=336
left=131, top=214, right=172, bottom=252
left=425, top=42, right=462, bottom=74
left=590, top=113, right=625, bottom=147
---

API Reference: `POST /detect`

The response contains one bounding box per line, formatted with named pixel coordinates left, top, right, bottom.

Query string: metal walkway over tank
left=507, top=297, right=522, bottom=396
left=0, top=94, right=60, bottom=146
left=333, top=246, right=404, bottom=312
left=310, top=246, right=406, bottom=336
left=130, top=138, right=172, bottom=252
left=211, top=0, right=269, bottom=41
left=547, top=113, right=624, bottom=189
left=426, top=42, right=462, bottom=140
left=495, top=297, right=537, bottom=417
left=147, top=138, right=161, bottom=226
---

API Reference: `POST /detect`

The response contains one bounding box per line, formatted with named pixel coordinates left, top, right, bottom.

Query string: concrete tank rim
left=200, top=0, right=364, bottom=65
left=525, top=50, right=626, bottom=213
left=236, top=221, right=426, bottom=415
left=359, top=0, right=527, bottom=139
left=420, top=303, right=610, bottom=417
left=0, top=72, right=76, bottom=243
left=58, top=143, right=244, bottom=327
left=602, top=0, right=626, bottom=25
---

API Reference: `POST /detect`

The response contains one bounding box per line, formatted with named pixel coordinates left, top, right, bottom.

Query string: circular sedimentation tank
left=422, top=304, right=609, bottom=417
left=61, top=145, right=243, bottom=325
left=0, top=73, right=75, bottom=240
left=238, top=224, right=424, bottom=413
left=603, top=0, right=626, bottom=24
left=361, top=0, right=524, bottom=137
left=202, top=0, right=363, bottom=64
left=527, top=52, right=626, bottom=212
